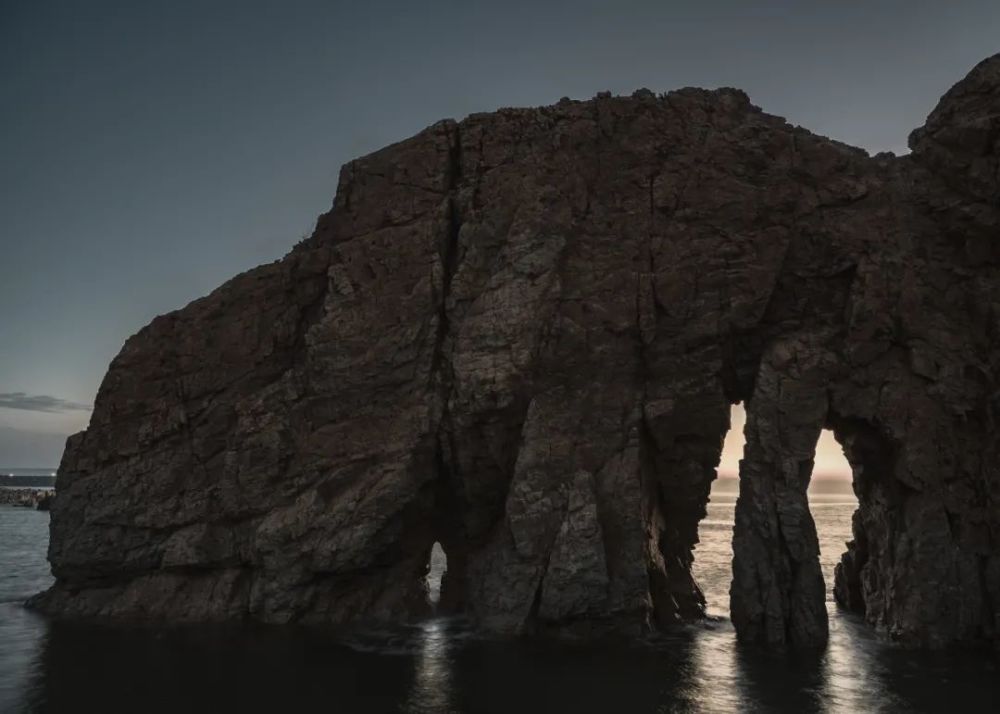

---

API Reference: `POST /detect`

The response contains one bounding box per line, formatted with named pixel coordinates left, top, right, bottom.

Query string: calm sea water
left=1, top=480, right=998, bottom=713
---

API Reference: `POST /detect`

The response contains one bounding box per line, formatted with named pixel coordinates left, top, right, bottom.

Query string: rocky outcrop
left=31, top=57, right=1000, bottom=648
left=1, top=488, right=53, bottom=510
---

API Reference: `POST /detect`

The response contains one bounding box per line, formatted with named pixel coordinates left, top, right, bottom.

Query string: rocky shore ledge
left=1, top=488, right=54, bottom=511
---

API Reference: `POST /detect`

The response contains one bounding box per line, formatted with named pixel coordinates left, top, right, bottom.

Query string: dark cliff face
left=32, top=56, right=1000, bottom=648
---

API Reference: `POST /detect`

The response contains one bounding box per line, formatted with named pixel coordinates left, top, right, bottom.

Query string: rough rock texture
left=32, top=57, right=1000, bottom=648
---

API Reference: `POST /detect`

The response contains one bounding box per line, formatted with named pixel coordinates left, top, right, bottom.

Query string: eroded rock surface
left=32, top=56, right=1000, bottom=648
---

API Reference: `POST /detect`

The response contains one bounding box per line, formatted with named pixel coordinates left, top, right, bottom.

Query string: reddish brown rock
left=31, top=56, right=1000, bottom=648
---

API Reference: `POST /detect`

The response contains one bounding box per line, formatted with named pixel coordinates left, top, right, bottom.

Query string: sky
left=2, top=1, right=998, bottom=468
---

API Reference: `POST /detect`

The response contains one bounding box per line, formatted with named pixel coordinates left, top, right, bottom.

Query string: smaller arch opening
left=425, top=541, right=448, bottom=607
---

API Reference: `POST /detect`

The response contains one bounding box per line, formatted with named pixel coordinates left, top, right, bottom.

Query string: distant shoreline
left=0, top=474, right=57, bottom=489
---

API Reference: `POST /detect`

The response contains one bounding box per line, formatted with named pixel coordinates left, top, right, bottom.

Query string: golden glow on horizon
left=718, top=404, right=852, bottom=480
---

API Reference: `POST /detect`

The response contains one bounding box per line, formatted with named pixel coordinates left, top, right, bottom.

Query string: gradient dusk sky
left=2, top=1, right=999, bottom=467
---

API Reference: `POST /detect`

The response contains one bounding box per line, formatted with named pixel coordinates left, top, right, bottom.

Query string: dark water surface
left=2, top=481, right=998, bottom=713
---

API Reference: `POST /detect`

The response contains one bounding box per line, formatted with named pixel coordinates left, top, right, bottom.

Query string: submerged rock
left=31, top=56, right=1000, bottom=648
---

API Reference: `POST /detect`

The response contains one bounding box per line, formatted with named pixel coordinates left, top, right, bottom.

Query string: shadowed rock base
left=31, top=55, right=1000, bottom=648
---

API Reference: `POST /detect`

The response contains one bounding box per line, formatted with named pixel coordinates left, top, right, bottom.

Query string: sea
left=0, top=469, right=56, bottom=490
left=1, top=476, right=998, bottom=713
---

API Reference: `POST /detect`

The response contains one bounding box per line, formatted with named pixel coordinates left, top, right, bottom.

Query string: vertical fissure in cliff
left=429, top=122, right=463, bottom=388
left=429, top=125, right=463, bottom=468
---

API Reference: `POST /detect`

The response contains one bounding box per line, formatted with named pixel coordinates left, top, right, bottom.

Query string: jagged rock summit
left=32, top=56, right=1000, bottom=648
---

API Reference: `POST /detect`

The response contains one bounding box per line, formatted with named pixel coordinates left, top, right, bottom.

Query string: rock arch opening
left=827, top=417, right=899, bottom=621
left=690, top=403, right=745, bottom=617
left=807, top=428, right=859, bottom=609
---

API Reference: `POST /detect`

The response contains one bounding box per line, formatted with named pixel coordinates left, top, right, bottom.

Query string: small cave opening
left=425, top=541, right=448, bottom=607
left=692, top=404, right=858, bottom=617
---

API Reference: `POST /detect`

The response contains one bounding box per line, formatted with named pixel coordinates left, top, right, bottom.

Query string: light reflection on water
left=2, top=491, right=1000, bottom=713
left=404, top=619, right=456, bottom=714
left=686, top=620, right=746, bottom=713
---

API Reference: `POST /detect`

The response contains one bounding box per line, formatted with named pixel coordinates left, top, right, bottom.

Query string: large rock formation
left=32, top=57, right=1000, bottom=648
